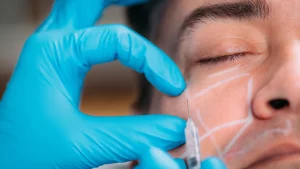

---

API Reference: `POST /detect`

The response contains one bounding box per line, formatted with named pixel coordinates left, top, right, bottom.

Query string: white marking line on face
left=192, top=73, right=249, bottom=99
left=222, top=118, right=253, bottom=155
left=226, top=119, right=292, bottom=157
left=183, top=76, right=254, bottom=159
left=262, top=119, right=292, bottom=137
left=197, top=110, right=224, bottom=160
left=208, top=65, right=241, bottom=78
left=285, top=119, right=292, bottom=135
left=198, top=119, right=246, bottom=142
left=222, top=78, right=254, bottom=155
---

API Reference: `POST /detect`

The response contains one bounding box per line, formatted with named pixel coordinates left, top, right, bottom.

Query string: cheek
left=159, top=75, right=252, bottom=159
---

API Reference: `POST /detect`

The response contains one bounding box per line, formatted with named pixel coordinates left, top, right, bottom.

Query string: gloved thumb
left=78, top=114, right=186, bottom=167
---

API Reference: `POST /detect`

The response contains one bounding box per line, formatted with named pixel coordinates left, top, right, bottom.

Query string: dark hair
left=126, top=1, right=162, bottom=113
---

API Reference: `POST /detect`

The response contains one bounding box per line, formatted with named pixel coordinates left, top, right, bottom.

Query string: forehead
left=158, top=0, right=300, bottom=50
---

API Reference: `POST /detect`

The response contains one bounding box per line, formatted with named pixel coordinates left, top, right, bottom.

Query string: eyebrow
left=179, top=0, right=270, bottom=38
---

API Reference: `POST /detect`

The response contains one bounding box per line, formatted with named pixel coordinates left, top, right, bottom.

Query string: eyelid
left=198, top=53, right=248, bottom=65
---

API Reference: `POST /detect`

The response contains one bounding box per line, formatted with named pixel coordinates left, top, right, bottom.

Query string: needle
left=187, top=99, right=190, bottom=119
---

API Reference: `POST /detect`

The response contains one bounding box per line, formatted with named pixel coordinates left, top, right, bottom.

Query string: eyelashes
left=198, top=53, right=247, bottom=65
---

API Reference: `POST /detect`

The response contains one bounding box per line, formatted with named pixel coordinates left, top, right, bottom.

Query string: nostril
left=268, top=99, right=289, bottom=110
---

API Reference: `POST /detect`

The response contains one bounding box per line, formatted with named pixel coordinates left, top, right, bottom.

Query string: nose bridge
left=270, top=43, right=300, bottom=94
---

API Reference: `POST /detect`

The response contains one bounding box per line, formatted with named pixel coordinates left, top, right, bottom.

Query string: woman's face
left=147, top=0, right=300, bottom=168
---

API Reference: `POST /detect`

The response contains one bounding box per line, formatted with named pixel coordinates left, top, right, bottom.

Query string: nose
left=252, top=46, right=300, bottom=119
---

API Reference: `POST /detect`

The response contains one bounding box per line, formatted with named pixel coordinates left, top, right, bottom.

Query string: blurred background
left=0, top=0, right=138, bottom=117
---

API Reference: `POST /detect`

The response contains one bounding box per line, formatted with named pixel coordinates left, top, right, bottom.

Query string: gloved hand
left=0, top=0, right=226, bottom=169
left=0, top=0, right=186, bottom=168
left=135, top=147, right=227, bottom=169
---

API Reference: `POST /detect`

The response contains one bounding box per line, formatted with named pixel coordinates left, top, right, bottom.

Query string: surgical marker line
left=193, top=73, right=249, bottom=99
left=197, top=110, right=223, bottom=160
left=261, top=119, right=292, bottom=137
left=226, top=119, right=292, bottom=157
left=185, top=76, right=255, bottom=160
left=208, top=65, right=241, bottom=78
left=222, top=78, right=254, bottom=155
left=198, top=119, right=246, bottom=142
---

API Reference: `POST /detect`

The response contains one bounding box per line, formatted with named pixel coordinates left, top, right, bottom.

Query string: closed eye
left=198, top=53, right=247, bottom=65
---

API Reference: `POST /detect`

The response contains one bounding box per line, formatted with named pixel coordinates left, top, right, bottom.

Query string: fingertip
left=96, top=23, right=187, bottom=96
left=144, top=49, right=186, bottom=97
left=158, top=114, right=186, bottom=127
left=154, top=115, right=186, bottom=150
left=201, top=157, right=227, bottom=169
left=153, top=114, right=186, bottom=135
left=167, top=69, right=186, bottom=96
left=133, top=114, right=186, bottom=151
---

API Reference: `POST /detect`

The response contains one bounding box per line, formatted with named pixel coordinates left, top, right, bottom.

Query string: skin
left=138, top=0, right=300, bottom=169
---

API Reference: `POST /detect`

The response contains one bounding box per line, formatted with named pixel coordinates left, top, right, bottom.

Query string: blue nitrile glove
left=0, top=0, right=187, bottom=169
left=135, top=147, right=227, bottom=169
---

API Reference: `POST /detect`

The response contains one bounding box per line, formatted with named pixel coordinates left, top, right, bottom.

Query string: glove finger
left=78, top=115, right=186, bottom=166
left=134, top=147, right=186, bottom=169
left=36, top=0, right=105, bottom=32
left=201, top=157, right=227, bottom=169
left=68, top=24, right=185, bottom=97
left=35, top=0, right=149, bottom=32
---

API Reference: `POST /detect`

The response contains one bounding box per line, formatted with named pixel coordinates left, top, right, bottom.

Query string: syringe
left=185, top=99, right=201, bottom=169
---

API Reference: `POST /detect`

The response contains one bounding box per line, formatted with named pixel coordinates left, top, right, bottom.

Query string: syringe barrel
left=185, top=119, right=201, bottom=169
